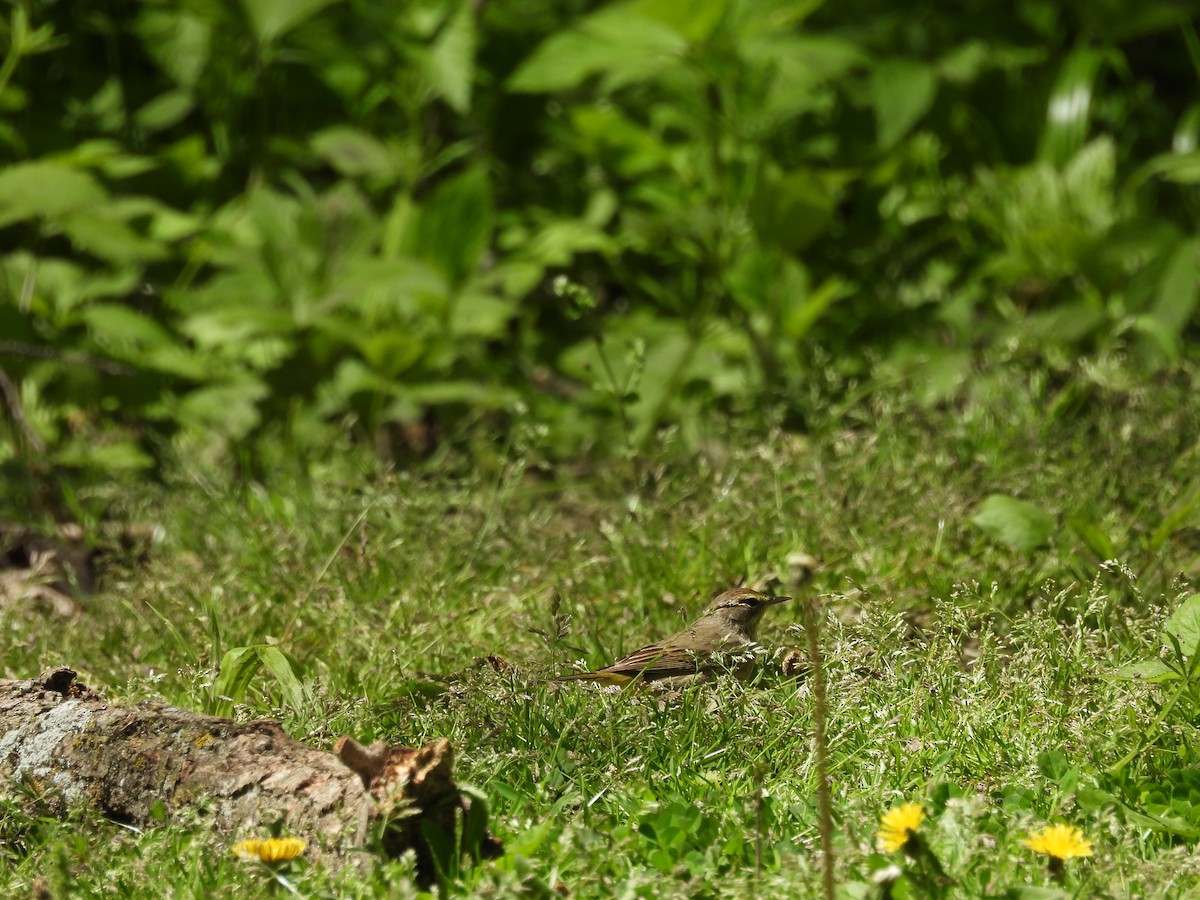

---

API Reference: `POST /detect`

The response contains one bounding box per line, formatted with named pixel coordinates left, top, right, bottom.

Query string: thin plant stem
left=801, top=595, right=835, bottom=900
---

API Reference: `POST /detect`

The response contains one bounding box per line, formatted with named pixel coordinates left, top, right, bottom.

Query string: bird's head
left=697, top=588, right=791, bottom=638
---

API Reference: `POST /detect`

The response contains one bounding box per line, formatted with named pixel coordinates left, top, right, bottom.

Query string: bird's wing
left=557, top=633, right=762, bottom=684
left=565, top=642, right=735, bottom=682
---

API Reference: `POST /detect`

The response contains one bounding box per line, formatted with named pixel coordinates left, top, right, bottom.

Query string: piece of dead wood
left=0, top=667, right=501, bottom=882
left=0, top=521, right=161, bottom=617
left=0, top=523, right=94, bottom=614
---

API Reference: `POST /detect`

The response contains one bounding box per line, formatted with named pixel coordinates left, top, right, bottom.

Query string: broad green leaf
left=148, top=206, right=202, bottom=243
left=1061, top=137, right=1115, bottom=220
left=739, top=35, right=865, bottom=131
left=0, top=162, right=107, bottom=227
left=971, top=495, right=1056, bottom=552
left=239, top=0, right=344, bottom=46
left=936, top=41, right=989, bottom=83
left=1163, top=594, right=1200, bottom=658
left=634, top=0, right=729, bottom=43
left=451, top=290, right=515, bottom=338
left=51, top=140, right=159, bottom=179
left=1110, top=658, right=1177, bottom=683
left=750, top=169, right=837, bottom=253
left=61, top=211, right=167, bottom=264
left=413, top=166, right=492, bottom=288
left=177, top=379, right=268, bottom=438
left=136, top=11, right=211, bottom=89
left=1132, top=314, right=1178, bottom=361
left=1036, top=749, right=1075, bottom=785
left=725, top=246, right=779, bottom=314
left=135, top=91, right=194, bottom=133
left=310, top=127, right=400, bottom=180
left=338, top=258, right=449, bottom=317
left=1076, top=786, right=1118, bottom=812
left=871, top=59, right=936, bottom=148
left=422, top=1, right=476, bottom=113
left=509, top=5, right=686, bottom=93
left=181, top=308, right=295, bottom=348
left=81, top=304, right=174, bottom=349
left=357, top=332, right=425, bottom=378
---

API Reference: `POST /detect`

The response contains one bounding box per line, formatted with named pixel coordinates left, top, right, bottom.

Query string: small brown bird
left=557, top=588, right=792, bottom=687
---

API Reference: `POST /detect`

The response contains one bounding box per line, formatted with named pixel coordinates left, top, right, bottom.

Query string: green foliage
left=1112, top=593, right=1200, bottom=683
left=3, top=0, right=1200, bottom=509
left=207, top=644, right=305, bottom=717
left=972, top=495, right=1058, bottom=553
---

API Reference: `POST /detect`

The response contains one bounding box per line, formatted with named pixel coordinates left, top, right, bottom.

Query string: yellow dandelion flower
left=877, top=802, right=926, bottom=853
left=233, top=836, right=307, bottom=864
left=1022, top=824, right=1093, bottom=860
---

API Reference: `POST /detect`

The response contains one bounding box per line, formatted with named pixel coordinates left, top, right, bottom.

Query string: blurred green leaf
left=413, top=166, right=492, bottom=288
left=936, top=40, right=989, bottom=83
left=1112, top=594, right=1200, bottom=682
left=56, top=440, right=155, bottom=472
left=509, top=4, right=686, bottom=93
left=972, top=495, right=1056, bottom=552
left=1039, top=48, right=1106, bottom=167
left=61, top=211, right=167, bottom=264
left=1067, top=515, right=1115, bottom=560
left=1147, top=481, right=1200, bottom=552
left=81, top=304, right=174, bottom=350
left=0, top=162, right=106, bottom=227
left=635, top=0, right=731, bottom=43
left=310, top=127, right=400, bottom=180
left=136, top=10, right=211, bottom=90
left=1174, top=103, right=1200, bottom=154
left=238, top=0, right=344, bottom=47
left=421, top=1, right=476, bottom=113
left=1132, top=151, right=1200, bottom=186
left=1163, top=594, right=1200, bottom=658
left=1110, top=657, right=1177, bottom=682
left=785, top=275, right=851, bottom=340
left=177, top=379, right=268, bottom=439
left=135, top=91, right=194, bottom=133
left=871, top=59, right=936, bottom=148
left=1144, top=235, right=1200, bottom=358
left=750, top=169, right=837, bottom=253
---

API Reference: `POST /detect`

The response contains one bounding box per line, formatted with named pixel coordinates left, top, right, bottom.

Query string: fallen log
left=0, top=667, right=500, bottom=881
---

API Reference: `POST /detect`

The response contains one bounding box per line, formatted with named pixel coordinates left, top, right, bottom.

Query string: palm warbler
left=557, top=588, right=791, bottom=687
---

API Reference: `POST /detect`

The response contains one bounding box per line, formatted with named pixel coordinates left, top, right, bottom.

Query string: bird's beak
left=766, top=595, right=792, bottom=605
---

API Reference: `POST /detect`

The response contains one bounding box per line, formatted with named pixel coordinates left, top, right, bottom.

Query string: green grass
left=5, top=352, right=1200, bottom=897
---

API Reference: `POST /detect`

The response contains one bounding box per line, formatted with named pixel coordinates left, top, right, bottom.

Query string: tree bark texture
left=0, top=668, right=499, bottom=880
